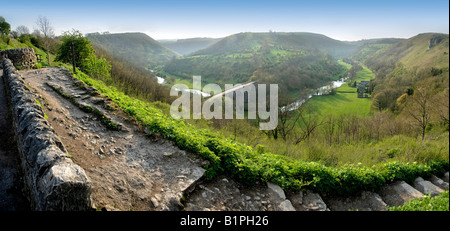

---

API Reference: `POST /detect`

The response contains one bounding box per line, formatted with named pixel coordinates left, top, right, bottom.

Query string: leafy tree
left=0, top=16, right=11, bottom=36
left=55, top=30, right=96, bottom=72
left=83, top=54, right=112, bottom=83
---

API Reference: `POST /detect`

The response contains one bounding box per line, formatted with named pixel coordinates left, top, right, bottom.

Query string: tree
left=433, top=90, right=449, bottom=131
left=55, top=30, right=96, bottom=72
left=407, top=87, right=432, bottom=140
left=16, top=25, right=30, bottom=36
left=0, top=16, right=11, bottom=36
left=293, top=104, right=322, bottom=144
left=83, top=54, right=112, bottom=83
left=35, top=16, right=55, bottom=64
left=35, top=16, right=54, bottom=39
left=277, top=106, right=301, bottom=141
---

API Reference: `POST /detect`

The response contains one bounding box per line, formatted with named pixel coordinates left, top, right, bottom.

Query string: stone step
left=323, top=191, right=387, bottom=211
left=443, top=172, right=449, bottom=183
left=377, top=181, right=423, bottom=207
left=413, top=177, right=445, bottom=197
left=428, top=175, right=449, bottom=190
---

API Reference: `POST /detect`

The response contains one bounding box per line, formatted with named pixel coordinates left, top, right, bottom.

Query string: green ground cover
left=305, top=66, right=375, bottom=118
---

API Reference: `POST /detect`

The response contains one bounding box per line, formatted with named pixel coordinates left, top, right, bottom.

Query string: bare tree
left=293, top=104, right=322, bottom=144
left=35, top=16, right=55, bottom=64
left=407, top=87, right=432, bottom=140
left=36, top=16, right=54, bottom=38
left=322, top=114, right=336, bottom=144
left=16, top=25, right=30, bottom=36
left=433, top=90, right=449, bottom=131
left=277, top=106, right=302, bottom=141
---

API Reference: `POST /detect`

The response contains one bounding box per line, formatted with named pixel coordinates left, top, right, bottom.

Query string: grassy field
left=305, top=66, right=375, bottom=118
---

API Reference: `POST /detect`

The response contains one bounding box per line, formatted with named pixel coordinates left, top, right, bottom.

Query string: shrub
left=389, top=191, right=449, bottom=211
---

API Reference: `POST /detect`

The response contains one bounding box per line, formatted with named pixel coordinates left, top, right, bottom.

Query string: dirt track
left=19, top=67, right=208, bottom=211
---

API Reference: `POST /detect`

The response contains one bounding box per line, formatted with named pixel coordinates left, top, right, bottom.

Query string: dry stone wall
left=0, top=48, right=37, bottom=69
left=2, top=55, right=92, bottom=211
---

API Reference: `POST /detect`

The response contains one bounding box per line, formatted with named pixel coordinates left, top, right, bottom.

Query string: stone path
left=19, top=67, right=207, bottom=211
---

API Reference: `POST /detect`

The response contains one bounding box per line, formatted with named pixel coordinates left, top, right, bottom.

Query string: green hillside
left=365, top=33, right=449, bottom=77
left=349, top=38, right=405, bottom=62
left=86, top=32, right=180, bottom=69
left=362, top=33, right=449, bottom=112
left=163, top=32, right=351, bottom=100
left=194, top=32, right=358, bottom=57
left=158, top=37, right=222, bottom=56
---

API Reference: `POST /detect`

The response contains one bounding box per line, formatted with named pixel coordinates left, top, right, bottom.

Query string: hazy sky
left=1, top=0, right=449, bottom=41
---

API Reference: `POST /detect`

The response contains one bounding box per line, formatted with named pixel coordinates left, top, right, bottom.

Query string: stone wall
left=1, top=56, right=92, bottom=211
left=0, top=48, right=37, bottom=69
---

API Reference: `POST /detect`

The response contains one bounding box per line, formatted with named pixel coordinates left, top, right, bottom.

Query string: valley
left=1, top=15, right=449, bottom=212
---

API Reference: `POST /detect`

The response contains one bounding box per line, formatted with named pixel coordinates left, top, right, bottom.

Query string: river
left=156, top=76, right=211, bottom=97
left=281, top=77, right=349, bottom=112
left=156, top=75, right=348, bottom=110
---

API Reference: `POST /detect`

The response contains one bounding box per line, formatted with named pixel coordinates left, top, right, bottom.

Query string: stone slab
left=378, top=181, right=423, bottom=207
left=288, top=190, right=328, bottom=211
left=324, top=191, right=387, bottom=211
left=428, top=175, right=449, bottom=190
left=413, top=177, right=444, bottom=197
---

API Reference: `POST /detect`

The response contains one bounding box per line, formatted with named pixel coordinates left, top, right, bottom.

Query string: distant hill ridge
left=158, top=37, right=222, bottom=56
left=194, top=32, right=358, bottom=57
left=86, top=32, right=180, bottom=69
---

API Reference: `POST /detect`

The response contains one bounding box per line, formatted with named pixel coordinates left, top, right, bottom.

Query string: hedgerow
left=69, top=67, right=449, bottom=196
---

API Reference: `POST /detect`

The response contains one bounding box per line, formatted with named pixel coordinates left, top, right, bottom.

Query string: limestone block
left=428, top=175, right=449, bottom=190
left=324, top=191, right=387, bottom=211
left=278, top=200, right=296, bottom=211
left=413, top=177, right=444, bottom=197
left=267, top=182, right=286, bottom=201
left=288, top=190, right=327, bottom=211
left=443, top=172, right=449, bottom=183
left=378, top=181, right=423, bottom=207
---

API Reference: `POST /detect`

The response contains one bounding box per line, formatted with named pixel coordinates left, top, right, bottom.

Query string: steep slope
left=349, top=38, right=405, bottom=62
left=365, top=33, right=449, bottom=79
left=362, top=33, right=449, bottom=112
left=86, top=32, right=180, bottom=69
left=159, top=37, right=222, bottom=56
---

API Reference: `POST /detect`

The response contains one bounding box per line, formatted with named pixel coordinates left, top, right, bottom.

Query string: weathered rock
left=324, top=191, right=387, bottom=211
left=443, top=172, right=449, bottom=183
left=428, top=175, right=449, bottom=190
left=38, top=161, right=91, bottom=210
left=413, top=177, right=444, bottom=197
left=378, top=181, right=423, bottom=207
left=278, top=200, right=296, bottom=211
left=267, top=182, right=286, bottom=201
left=288, top=190, right=328, bottom=211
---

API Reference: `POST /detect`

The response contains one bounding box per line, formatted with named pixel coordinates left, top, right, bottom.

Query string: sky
left=1, top=0, right=449, bottom=41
